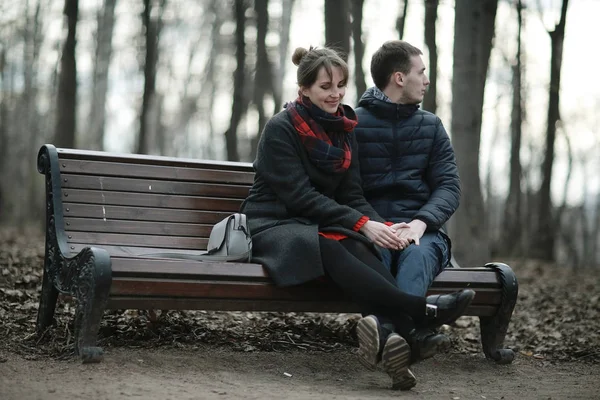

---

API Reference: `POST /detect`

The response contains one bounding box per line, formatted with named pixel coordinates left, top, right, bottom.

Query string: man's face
left=399, top=55, right=430, bottom=104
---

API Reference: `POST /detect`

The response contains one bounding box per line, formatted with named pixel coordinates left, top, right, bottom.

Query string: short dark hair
left=292, top=46, right=349, bottom=88
left=370, top=40, right=423, bottom=90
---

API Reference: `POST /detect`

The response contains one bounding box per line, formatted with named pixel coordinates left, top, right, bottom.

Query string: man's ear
left=393, top=71, right=404, bottom=87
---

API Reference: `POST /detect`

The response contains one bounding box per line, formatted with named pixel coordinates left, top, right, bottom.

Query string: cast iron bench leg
left=479, top=262, right=518, bottom=364
left=43, top=246, right=112, bottom=363
left=67, top=248, right=112, bottom=363
left=36, top=263, right=59, bottom=333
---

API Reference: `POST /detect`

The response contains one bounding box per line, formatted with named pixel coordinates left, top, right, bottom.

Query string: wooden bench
left=36, top=144, right=518, bottom=364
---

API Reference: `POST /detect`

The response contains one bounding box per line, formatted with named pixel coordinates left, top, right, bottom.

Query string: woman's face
left=300, top=66, right=346, bottom=114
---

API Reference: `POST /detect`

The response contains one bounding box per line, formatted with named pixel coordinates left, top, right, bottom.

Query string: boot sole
left=356, top=316, right=380, bottom=371
left=381, top=334, right=416, bottom=391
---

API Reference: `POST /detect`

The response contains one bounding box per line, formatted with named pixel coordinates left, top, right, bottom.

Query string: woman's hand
left=359, top=220, right=410, bottom=250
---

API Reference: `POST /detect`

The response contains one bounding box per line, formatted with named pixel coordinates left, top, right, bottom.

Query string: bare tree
left=225, top=0, right=249, bottom=162
left=137, top=0, right=167, bottom=155
left=501, top=0, right=525, bottom=256
left=54, top=0, right=79, bottom=149
left=351, top=0, right=366, bottom=97
left=274, top=0, right=294, bottom=115
left=396, top=0, right=409, bottom=39
left=88, top=0, right=117, bottom=151
left=324, top=0, right=351, bottom=59
left=422, top=0, right=438, bottom=113
left=449, top=0, right=498, bottom=267
left=531, top=0, right=570, bottom=261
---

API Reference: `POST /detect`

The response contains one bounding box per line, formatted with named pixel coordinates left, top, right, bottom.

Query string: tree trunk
left=89, top=0, right=117, bottom=151
left=422, top=0, right=438, bottom=113
left=0, top=47, right=7, bottom=223
left=449, top=0, right=498, bottom=267
left=274, top=0, right=294, bottom=114
left=225, top=0, right=248, bottom=162
left=351, top=0, right=366, bottom=97
left=250, top=0, right=274, bottom=160
left=202, top=0, right=224, bottom=160
left=396, top=0, right=409, bottom=39
left=137, top=0, right=166, bottom=155
left=531, top=0, right=570, bottom=261
left=501, top=0, right=524, bottom=256
left=54, top=0, right=78, bottom=149
left=324, top=0, right=351, bottom=59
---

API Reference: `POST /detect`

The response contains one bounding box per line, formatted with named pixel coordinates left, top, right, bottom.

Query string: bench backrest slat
left=62, top=174, right=250, bottom=198
left=60, top=159, right=255, bottom=185
left=62, top=189, right=244, bottom=211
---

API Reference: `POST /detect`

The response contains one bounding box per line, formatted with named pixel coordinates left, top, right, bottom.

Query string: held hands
left=390, top=220, right=427, bottom=246
left=359, top=220, right=410, bottom=250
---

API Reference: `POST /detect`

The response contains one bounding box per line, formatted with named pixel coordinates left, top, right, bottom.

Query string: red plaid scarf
left=285, top=96, right=358, bottom=173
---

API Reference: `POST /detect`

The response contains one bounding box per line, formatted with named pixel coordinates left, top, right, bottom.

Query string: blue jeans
left=380, top=232, right=450, bottom=297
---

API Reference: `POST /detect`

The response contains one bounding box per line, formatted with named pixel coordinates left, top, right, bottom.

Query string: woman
left=240, top=46, right=474, bottom=391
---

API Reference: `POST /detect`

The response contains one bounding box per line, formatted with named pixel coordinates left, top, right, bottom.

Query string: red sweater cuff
left=384, top=221, right=394, bottom=227
left=353, top=216, right=370, bottom=231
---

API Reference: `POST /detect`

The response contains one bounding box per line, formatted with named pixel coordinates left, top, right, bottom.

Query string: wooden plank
left=61, top=174, right=250, bottom=198
left=65, top=218, right=212, bottom=237
left=68, top=232, right=207, bottom=250
left=110, top=278, right=347, bottom=301
left=62, top=189, right=243, bottom=211
left=109, top=259, right=502, bottom=302
left=431, top=269, right=500, bottom=287
left=62, top=204, right=231, bottom=224
left=109, top=277, right=500, bottom=304
left=104, top=297, right=497, bottom=316
left=57, top=148, right=254, bottom=172
left=59, top=159, right=255, bottom=185
left=68, top=243, right=212, bottom=258
left=111, top=257, right=268, bottom=280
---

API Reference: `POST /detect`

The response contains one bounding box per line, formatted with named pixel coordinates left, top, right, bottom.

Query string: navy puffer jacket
left=354, top=87, right=460, bottom=231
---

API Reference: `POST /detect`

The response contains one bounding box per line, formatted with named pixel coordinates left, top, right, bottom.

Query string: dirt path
left=1, top=346, right=598, bottom=400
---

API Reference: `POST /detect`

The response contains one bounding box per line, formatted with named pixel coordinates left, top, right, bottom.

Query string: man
left=354, top=40, right=461, bottom=388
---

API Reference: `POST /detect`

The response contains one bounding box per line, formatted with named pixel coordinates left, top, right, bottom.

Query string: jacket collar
left=357, top=87, right=420, bottom=120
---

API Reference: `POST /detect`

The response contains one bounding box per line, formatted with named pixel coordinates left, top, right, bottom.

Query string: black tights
left=319, top=237, right=425, bottom=337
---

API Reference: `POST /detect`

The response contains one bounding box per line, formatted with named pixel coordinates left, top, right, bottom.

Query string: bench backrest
left=42, top=146, right=254, bottom=259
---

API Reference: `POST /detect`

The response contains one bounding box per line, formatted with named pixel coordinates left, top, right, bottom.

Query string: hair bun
left=292, top=47, right=309, bottom=66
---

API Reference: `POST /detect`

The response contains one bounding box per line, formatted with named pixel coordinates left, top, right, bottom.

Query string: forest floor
left=1, top=228, right=599, bottom=399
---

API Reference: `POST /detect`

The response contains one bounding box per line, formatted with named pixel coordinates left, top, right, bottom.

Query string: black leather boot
left=408, top=328, right=451, bottom=363
left=425, top=289, right=475, bottom=327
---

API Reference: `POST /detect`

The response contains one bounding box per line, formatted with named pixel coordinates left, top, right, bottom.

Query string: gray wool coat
left=240, top=110, right=387, bottom=287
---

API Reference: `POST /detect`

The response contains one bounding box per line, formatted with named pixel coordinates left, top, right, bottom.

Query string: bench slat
left=68, top=232, right=207, bottom=250
left=110, top=259, right=502, bottom=288
left=61, top=174, right=249, bottom=198
left=65, top=218, right=212, bottom=237
left=110, top=277, right=501, bottom=304
left=111, top=278, right=346, bottom=300
left=105, top=297, right=498, bottom=316
left=63, top=204, right=231, bottom=224
left=111, top=257, right=268, bottom=279
left=70, top=243, right=211, bottom=258
left=59, top=159, right=255, bottom=185
left=58, top=148, right=254, bottom=172
left=62, top=189, right=243, bottom=211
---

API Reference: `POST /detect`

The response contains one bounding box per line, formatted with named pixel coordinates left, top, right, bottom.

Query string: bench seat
left=36, top=144, right=518, bottom=364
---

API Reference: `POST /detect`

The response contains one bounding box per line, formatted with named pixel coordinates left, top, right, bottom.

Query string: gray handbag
left=204, top=213, right=252, bottom=262
left=142, top=213, right=252, bottom=262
